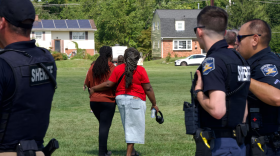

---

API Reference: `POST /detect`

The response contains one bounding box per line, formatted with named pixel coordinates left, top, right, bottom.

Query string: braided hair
left=92, top=46, right=112, bottom=83
left=124, top=48, right=140, bottom=88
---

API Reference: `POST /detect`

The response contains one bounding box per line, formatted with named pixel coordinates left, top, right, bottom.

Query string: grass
left=45, top=59, right=198, bottom=156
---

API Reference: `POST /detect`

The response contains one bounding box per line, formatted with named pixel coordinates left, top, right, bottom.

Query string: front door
left=55, top=40, right=61, bottom=52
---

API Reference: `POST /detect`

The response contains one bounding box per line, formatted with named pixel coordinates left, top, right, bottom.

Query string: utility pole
left=211, top=0, right=214, bottom=6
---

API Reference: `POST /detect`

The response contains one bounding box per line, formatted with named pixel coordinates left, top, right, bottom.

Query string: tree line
left=32, top=0, right=280, bottom=59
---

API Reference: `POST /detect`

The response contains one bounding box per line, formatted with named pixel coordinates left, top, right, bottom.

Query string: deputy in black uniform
left=192, top=6, right=251, bottom=155
left=0, top=0, right=57, bottom=155
left=237, top=19, right=280, bottom=156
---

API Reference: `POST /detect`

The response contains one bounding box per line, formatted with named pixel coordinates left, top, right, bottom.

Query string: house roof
left=155, top=9, right=201, bottom=38
left=32, top=19, right=97, bottom=31
left=156, top=9, right=201, bottom=19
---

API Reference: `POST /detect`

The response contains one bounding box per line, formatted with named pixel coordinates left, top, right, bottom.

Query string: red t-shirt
left=109, top=64, right=150, bottom=101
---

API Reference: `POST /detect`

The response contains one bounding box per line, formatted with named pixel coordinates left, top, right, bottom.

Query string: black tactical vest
left=248, top=53, right=280, bottom=135
left=199, top=50, right=251, bottom=129
left=0, top=48, right=56, bottom=149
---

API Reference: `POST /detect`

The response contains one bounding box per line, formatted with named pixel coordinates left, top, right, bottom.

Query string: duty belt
left=212, top=128, right=236, bottom=138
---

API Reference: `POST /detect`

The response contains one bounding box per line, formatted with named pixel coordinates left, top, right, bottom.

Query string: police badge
left=202, top=57, right=215, bottom=75
left=261, top=64, right=278, bottom=77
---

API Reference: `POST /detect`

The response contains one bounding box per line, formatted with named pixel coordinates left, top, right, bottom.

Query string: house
left=151, top=9, right=205, bottom=59
left=31, top=16, right=97, bottom=56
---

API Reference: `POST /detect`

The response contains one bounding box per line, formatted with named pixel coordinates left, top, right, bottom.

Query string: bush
left=62, top=53, right=68, bottom=60
left=52, top=53, right=63, bottom=61
left=91, top=54, right=100, bottom=61
left=165, top=52, right=171, bottom=62
left=174, top=53, right=178, bottom=58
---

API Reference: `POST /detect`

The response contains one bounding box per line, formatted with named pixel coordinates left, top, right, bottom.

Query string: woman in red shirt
left=84, top=46, right=115, bottom=156
left=90, top=48, right=159, bottom=156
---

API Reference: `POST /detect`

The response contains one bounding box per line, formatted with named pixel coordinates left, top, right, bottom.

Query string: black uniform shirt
left=201, top=39, right=241, bottom=95
left=0, top=40, right=51, bottom=150
left=246, top=47, right=280, bottom=134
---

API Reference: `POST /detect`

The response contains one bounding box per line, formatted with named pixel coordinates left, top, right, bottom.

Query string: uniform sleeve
left=140, top=67, right=150, bottom=84
left=0, top=58, right=15, bottom=106
left=109, top=66, right=118, bottom=83
left=202, top=56, right=227, bottom=94
left=252, top=64, right=280, bottom=89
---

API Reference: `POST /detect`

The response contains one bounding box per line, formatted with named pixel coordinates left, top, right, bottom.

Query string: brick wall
left=162, top=40, right=202, bottom=58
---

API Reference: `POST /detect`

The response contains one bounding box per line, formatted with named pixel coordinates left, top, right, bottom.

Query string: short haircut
left=246, top=19, right=271, bottom=46
left=7, top=19, right=32, bottom=37
left=197, top=6, right=228, bottom=35
left=225, top=30, right=237, bottom=45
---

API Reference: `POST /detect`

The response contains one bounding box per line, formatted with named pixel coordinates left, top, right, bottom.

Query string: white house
left=31, top=16, right=97, bottom=56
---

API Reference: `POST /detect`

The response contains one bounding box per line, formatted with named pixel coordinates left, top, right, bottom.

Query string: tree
left=227, top=0, right=269, bottom=29
left=137, top=28, right=152, bottom=61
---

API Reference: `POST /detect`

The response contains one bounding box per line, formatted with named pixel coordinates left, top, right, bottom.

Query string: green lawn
left=45, top=59, right=198, bottom=156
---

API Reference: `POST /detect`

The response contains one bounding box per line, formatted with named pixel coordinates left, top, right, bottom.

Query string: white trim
left=53, top=20, right=56, bottom=28
left=175, top=21, right=185, bottom=31
left=161, top=40, right=163, bottom=58
left=65, top=20, right=68, bottom=28
left=77, top=20, right=80, bottom=28
left=201, top=49, right=206, bottom=54
left=173, top=39, right=192, bottom=50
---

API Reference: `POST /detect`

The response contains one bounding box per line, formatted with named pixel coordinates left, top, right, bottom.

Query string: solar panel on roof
left=42, top=20, right=55, bottom=28
left=54, top=20, right=67, bottom=28
left=33, top=21, right=42, bottom=28
left=78, top=20, right=91, bottom=28
left=66, top=20, right=79, bottom=28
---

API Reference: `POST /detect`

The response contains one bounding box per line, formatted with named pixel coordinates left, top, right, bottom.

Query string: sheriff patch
left=238, top=66, right=250, bottom=82
left=202, top=57, right=215, bottom=75
left=30, top=62, right=55, bottom=86
left=261, top=64, right=278, bottom=77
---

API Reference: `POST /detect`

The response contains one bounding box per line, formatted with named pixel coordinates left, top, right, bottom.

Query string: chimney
left=35, top=15, right=39, bottom=21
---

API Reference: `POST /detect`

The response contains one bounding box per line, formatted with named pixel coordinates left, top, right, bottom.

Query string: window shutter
left=70, top=31, right=72, bottom=40
left=85, top=31, right=88, bottom=40
left=32, top=32, right=35, bottom=39
left=43, top=31, right=45, bottom=41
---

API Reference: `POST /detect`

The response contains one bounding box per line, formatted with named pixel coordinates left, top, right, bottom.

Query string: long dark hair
left=92, top=46, right=112, bottom=83
left=124, top=48, right=140, bottom=88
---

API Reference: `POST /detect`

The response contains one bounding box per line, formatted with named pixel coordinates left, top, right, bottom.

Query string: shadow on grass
left=85, top=149, right=133, bottom=156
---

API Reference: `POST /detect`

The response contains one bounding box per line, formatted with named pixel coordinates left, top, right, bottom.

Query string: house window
left=153, top=22, right=155, bottom=31
left=176, top=21, right=185, bottom=31
left=72, top=32, right=85, bottom=40
left=153, top=41, right=155, bottom=49
left=173, top=39, right=192, bottom=50
left=157, top=22, right=159, bottom=30
left=35, top=32, right=42, bottom=40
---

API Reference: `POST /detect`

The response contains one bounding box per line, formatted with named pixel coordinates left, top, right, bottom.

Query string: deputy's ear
left=252, top=34, right=259, bottom=47
left=197, top=28, right=203, bottom=38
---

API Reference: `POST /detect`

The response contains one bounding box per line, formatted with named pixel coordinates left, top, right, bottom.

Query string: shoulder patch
left=202, top=57, right=215, bottom=75
left=260, top=64, right=278, bottom=77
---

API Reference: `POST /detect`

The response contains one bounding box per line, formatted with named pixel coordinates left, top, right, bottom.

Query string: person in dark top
left=117, top=55, right=124, bottom=66
left=237, top=19, right=280, bottom=156
left=0, top=0, right=57, bottom=155
left=193, top=6, right=250, bottom=155
left=84, top=46, right=116, bottom=156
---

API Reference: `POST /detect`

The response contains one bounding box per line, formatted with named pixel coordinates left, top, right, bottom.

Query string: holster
left=194, top=128, right=215, bottom=156
left=184, top=101, right=199, bottom=135
left=235, top=124, right=249, bottom=145
left=251, top=136, right=268, bottom=156
left=42, top=138, right=59, bottom=156
left=16, top=140, right=38, bottom=156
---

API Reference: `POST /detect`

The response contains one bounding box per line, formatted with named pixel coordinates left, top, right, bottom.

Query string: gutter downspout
left=161, top=38, right=163, bottom=58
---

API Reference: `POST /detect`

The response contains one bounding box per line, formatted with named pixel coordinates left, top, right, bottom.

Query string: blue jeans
left=212, top=138, right=246, bottom=156
left=116, top=94, right=146, bottom=144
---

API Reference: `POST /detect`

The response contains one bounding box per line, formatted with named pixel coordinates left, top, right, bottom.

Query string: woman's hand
left=89, top=87, right=94, bottom=95
left=151, top=105, right=159, bottom=113
left=83, top=84, right=87, bottom=91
